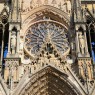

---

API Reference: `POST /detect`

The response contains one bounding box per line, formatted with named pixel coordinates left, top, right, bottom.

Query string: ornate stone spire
left=9, top=0, right=20, bottom=22
left=75, top=0, right=83, bottom=22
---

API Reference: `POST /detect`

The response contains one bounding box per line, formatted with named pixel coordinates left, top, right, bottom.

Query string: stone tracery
left=21, top=0, right=71, bottom=14
left=24, top=21, right=70, bottom=58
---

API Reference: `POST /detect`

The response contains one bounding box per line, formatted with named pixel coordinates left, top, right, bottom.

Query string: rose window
left=24, top=21, right=70, bottom=57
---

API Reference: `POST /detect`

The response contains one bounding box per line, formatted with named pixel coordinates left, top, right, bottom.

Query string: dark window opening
left=0, top=23, right=9, bottom=69
left=3, top=24, right=9, bottom=59
left=90, top=25, right=95, bottom=63
left=0, top=29, right=3, bottom=63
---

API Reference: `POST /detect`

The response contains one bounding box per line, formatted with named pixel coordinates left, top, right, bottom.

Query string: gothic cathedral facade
left=0, top=0, right=95, bottom=95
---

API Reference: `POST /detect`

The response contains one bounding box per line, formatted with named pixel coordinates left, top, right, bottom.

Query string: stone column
left=4, top=66, right=9, bottom=82
left=16, top=66, right=19, bottom=82
left=76, top=32, right=80, bottom=53
left=1, top=25, right=5, bottom=64
left=8, top=30, right=11, bottom=54
left=87, top=60, right=93, bottom=81
left=16, top=30, right=20, bottom=54
left=13, top=66, right=16, bottom=82
left=84, top=32, right=89, bottom=56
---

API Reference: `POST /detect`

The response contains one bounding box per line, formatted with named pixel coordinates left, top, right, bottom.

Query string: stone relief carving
left=21, top=0, right=71, bottom=14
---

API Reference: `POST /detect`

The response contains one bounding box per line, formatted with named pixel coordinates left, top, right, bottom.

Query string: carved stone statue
left=66, top=0, right=71, bottom=13
left=20, top=40, right=23, bottom=51
left=11, top=31, right=17, bottom=54
left=78, top=32, right=85, bottom=54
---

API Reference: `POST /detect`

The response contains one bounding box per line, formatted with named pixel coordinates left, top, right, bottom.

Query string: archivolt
left=23, top=5, right=70, bottom=23
left=15, top=66, right=81, bottom=95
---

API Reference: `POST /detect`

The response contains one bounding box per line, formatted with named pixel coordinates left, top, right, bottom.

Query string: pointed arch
left=13, top=66, right=84, bottom=95
left=22, top=5, right=70, bottom=36
left=22, top=5, right=69, bottom=25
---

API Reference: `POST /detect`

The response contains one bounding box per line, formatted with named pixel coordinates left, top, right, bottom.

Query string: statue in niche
left=11, top=31, right=17, bottom=54
left=66, top=0, right=71, bottom=13
left=78, top=32, right=85, bottom=54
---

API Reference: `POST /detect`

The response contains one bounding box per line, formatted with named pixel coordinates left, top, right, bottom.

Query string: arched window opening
left=87, top=23, right=95, bottom=63
left=3, top=23, right=9, bottom=59
left=0, top=19, right=9, bottom=72
left=0, top=24, right=3, bottom=65
left=78, top=27, right=84, bottom=34
left=86, top=14, right=95, bottom=63
left=90, top=24, right=95, bottom=63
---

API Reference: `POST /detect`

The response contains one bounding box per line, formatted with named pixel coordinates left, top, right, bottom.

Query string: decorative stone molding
left=21, top=0, right=71, bottom=14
